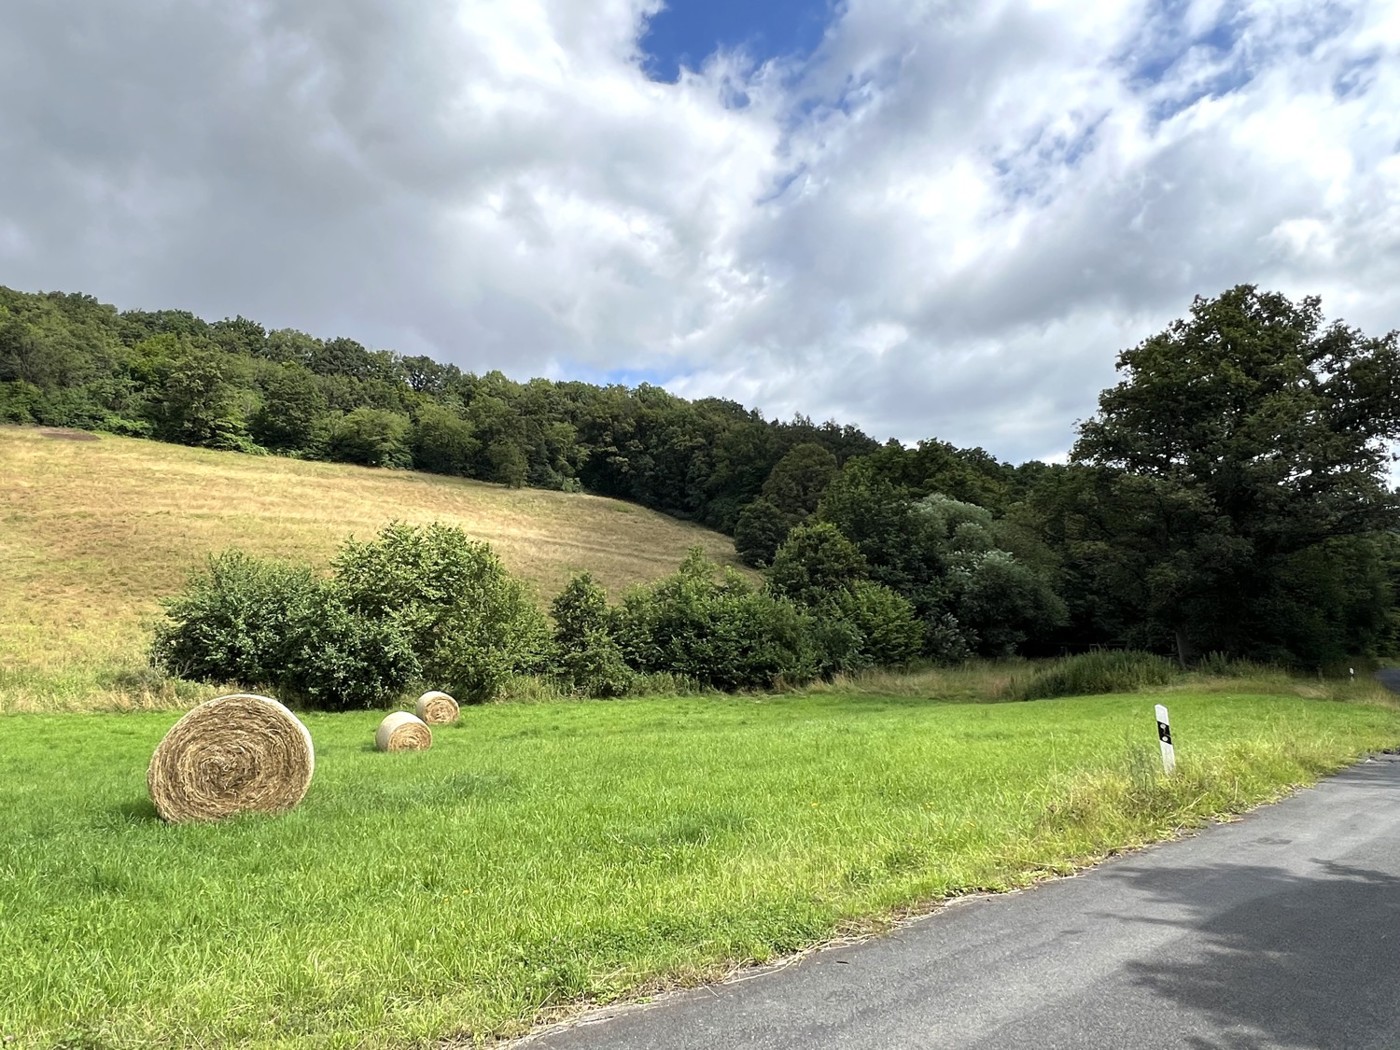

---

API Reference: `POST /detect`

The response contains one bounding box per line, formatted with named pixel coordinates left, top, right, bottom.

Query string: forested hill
left=0, top=284, right=1020, bottom=538
left=3, top=282, right=1399, bottom=668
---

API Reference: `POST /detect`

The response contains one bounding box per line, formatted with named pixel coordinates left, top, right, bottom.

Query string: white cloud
left=1, top=0, right=1397, bottom=463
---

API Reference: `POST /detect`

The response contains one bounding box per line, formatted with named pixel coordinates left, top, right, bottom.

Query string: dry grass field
left=0, top=426, right=741, bottom=711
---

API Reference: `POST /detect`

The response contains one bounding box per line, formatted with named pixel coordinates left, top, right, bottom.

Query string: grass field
left=0, top=426, right=741, bottom=712
left=1, top=689, right=1396, bottom=1048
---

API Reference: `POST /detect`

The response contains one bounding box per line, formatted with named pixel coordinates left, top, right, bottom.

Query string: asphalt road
left=519, top=753, right=1400, bottom=1050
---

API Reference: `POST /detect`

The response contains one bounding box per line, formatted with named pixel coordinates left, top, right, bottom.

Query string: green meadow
left=2, top=689, right=1396, bottom=1048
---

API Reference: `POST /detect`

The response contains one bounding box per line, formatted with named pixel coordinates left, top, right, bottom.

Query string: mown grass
left=1, top=690, right=1396, bottom=1048
left=0, top=426, right=742, bottom=712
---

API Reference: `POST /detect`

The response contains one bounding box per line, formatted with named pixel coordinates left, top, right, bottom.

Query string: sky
left=1, top=0, right=1397, bottom=465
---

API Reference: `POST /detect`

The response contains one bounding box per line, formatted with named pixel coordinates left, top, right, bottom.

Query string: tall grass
left=1006, top=650, right=1180, bottom=700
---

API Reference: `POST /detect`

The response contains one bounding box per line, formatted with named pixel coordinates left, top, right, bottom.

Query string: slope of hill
left=0, top=426, right=742, bottom=711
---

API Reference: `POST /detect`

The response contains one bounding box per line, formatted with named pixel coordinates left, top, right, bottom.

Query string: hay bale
left=376, top=711, right=433, bottom=752
left=415, top=689, right=460, bottom=725
left=147, top=693, right=314, bottom=824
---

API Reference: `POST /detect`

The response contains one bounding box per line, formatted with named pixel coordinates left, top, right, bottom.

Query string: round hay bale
left=147, top=693, right=314, bottom=824
left=415, top=690, right=460, bottom=725
left=376, top=711, right=433, bottom=752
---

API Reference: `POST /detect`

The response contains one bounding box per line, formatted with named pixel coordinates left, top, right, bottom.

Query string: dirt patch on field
left=39, top=429, right=100, bottom=441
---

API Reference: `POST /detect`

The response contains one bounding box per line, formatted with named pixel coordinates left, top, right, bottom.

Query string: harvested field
left=0, top=426, right=741, bottom=711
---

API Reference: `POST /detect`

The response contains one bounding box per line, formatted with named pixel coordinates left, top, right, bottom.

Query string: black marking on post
left=1157, top=720, right=1172, bottom=746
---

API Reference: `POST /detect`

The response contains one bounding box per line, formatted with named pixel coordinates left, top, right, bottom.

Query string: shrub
left=946, top=549, right=1068, bottom=658
left=1007, top=650, right=1179, bottom=701
left=550, top=573, right=633, bottom=698
left=334, top=521, right=550, bottom=702
left=151, top=551, right=324, bottom=688
left=832, top=581, right=925, bottom=670
left=280, top=601, right=420, bottom=711
left=152, top=523, right=549, bottom=707
left=0, top=380, right=44, bottom=423
left=767, top=525, right=919, bottom=676
left=768, top=522, right=867, bottom=605
left=1193, top=651, right=1275, bottom=678
left=616, top=548, right=819, bottom=691
left=150, top=550, right=419, bottom=709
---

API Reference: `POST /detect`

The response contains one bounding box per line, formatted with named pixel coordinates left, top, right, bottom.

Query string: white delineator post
left=1155, top=703, right=1176, bottom=775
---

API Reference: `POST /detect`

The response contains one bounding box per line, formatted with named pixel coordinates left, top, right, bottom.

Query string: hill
left=0, top=425, right=741, bottom=711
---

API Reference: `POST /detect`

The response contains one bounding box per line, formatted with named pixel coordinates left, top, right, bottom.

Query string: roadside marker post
left=1155, top=703, right=1176, bottom=775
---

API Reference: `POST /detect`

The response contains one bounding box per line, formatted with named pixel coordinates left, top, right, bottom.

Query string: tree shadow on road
left=1102, top=850, right=1400, bottom=1050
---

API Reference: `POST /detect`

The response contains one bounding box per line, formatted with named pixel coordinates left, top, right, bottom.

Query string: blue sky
left=640, top=0, right=835, bottom=81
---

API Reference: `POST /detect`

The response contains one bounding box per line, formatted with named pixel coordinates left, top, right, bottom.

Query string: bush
left=947, top=549, right=1068, bottom=658
left=152, top=522, right=548, bottom=708
left=151, top=551, right=324, bottom=688
left=334, top=521, right=550, bottom=702
left=1007, top=650, right=1179, bottom=701
left=150, top=550, right=420, bottom=709
left=280, top=601, right=420, bottom=711
left=767, top=525, right=919, bottom=676
left=1193, top=651, right=1275, bottom=678
left=768, top=522, right=867, bottom=605
left=0, top=380, right=44, bottom=423
left=832, top=581, right=925, bottom=670
left=550, top=573, right=634, bottom=698
left=617, top=548, right=818, bottom=691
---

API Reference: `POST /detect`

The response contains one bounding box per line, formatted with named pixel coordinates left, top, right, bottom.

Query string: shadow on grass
left=1104, top=844, right=1400, bottom=1048
left=110, top=797, right=160, bottom=824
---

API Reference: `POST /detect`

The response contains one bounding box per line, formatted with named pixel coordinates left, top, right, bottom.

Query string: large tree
left=1072, top=285, right=1400, bottom=664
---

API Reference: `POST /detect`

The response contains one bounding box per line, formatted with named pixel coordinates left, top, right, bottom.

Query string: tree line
left=4, top=282, right=1398, bottom=669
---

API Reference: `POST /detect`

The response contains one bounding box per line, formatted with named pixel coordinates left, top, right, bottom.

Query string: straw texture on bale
left=376, top=711, right=433, bottom=752
left=147, top=693, right=315, bottom=823
left=415, top=690, right=460, bottom=725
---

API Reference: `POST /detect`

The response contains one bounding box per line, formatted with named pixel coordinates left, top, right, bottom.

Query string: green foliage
left=768, top=521, right=868, bottom=605
left=0, top=284, right=882, bottom=545
left=1072, top=285, right=1400, bottom=664
left=282, top=599, right=421, bottom=711
left=0, top=380, right=44, bottom=423
left=250, top=362, right=327, bottom=452
left=733, top=497, right=791, bottom=567
left=945, top=547, right=1067, bottom=658
left=761, top=442, right=838, bottom=519
left=550, top=572, right=615, bottom=649
left=151, top=523, right=550, bottom=707
left=616, top=548, right=818, bottom=691
left=815, top=475, right=1065, bottom=660
left=334, top=521, right=550, bottom=702
left=830, top=580, right=925, bottom=670
left=484, top=438, right=528, bottom=487
left=549, top=573, right=634, bottom=698
left=1194, top=652, right=1275, bottom=678
left=149, top=551, right=418, bottom=710
left=150, top=551, right=322, bottom=687
left=10, top=279, right=1400, bottom=672
left=766, top=523, right=919, bottom=674
left=151, top=350, right=252, bottom=450
left=1007, top=650, right=1179, bottom=701
left=324, top=407, right=412, bottom=468
left=410, top=403, right=478, bottom=475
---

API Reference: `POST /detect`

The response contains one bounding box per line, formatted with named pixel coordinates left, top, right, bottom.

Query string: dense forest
left=3, top=282, right=1398, bottom=669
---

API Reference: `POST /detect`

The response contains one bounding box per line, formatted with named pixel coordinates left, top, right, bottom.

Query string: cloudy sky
left=2, top=0, right=1397, bottom=463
